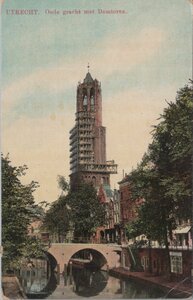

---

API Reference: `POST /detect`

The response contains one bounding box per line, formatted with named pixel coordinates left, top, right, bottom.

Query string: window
left=91, top=95, right=95, bottom=105
left=90, top=96, right=94, bottom=111
left=101, top=177, right=105, bottom=184
left=92, top=176, right=96, bottom=185
left=90, top=88, right=95, bottom=111
left=170, top=252, right=182, bottom=274
left=83, top=95, right=88, bottom=110
left=141, top=256, right=149, bottom=270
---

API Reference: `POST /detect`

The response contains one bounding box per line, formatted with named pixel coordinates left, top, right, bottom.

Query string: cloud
left=103, top=86, right=177, bottom=187
left=2, top=64, right=82, bottom=115
left=2, top=84, right=177, bottom=202
left=93, top=27, right=165, bottom=77
left=2, top=25, right=167, bottom=202
left=2, top=26, right=166, bottom=119
left=2, top=113, right=74, bottom=203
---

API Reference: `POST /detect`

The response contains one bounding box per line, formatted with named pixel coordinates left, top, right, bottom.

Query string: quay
left=2, top=275, right=26, bottom=299
left=110, top=267, right=193, bottom=298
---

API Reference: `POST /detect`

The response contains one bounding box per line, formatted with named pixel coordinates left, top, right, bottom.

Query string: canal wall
left=110, top=267, right=192, bottom=298
left=2, top=275, right=26, bottom=299
left=138, top=247, right=192, bottom=278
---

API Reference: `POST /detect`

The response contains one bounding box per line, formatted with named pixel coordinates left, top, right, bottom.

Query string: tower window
left=91, top=95, right=94, bottom=106
left=92, top=176, right=96, bottom=186
left=101, top=177, right=105, bottom=184
left=90, top=95, right=95, bottom=112
left=83, top=95, right=88, bottom=110
left=90, top=88, right=95, bottom=111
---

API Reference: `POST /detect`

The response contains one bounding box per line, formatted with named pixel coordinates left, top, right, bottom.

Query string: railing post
left=69, top=261, right=73, bottom=285
left=63, top=264, right=67, bottom=286
left=64, top=263, right=67, bottom=275
left=121, top=251, right=125, bottom=268
left=69, top=261, right=72, bottom=276
left=106, top=264, right=109, bottom=273
left=57, top=264, right=60, bottom=274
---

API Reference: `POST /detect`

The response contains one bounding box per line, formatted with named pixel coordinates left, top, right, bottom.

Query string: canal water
left=18, top=260, right=168, bottom=299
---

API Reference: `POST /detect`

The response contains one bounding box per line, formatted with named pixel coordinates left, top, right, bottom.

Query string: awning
left=174, top=226, right=191, bottom=234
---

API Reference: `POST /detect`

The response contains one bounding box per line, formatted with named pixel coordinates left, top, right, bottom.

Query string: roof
left=84, top=72, right=94, bottom=84
left=118, top=175, right=130, bottom=185
left=174, top=226, right=191, bottom=234
left=103, top=184, right=114, bottom=198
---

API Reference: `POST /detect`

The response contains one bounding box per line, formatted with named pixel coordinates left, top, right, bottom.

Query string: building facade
left=119, top=174, right=192, bottom=278
left=69, top=70, right=117, bottom=190
left=118, top=174, right=143, bottom=227
left=97, top=186, right=121, bottom=243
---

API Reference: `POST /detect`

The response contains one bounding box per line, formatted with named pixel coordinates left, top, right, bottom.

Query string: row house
left=118, top=174, right=192, bottom=278
left=95, top=185, right=121, bottom=243
left=137, top=223, right=192, bottom=278
left=118, top=174, right=143, bottom=241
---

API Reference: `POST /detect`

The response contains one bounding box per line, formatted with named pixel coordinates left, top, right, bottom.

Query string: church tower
left=69, top=68, right=117, bottom=190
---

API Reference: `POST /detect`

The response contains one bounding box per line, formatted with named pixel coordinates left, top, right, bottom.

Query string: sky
left=1, top=0, right=192, bottom=204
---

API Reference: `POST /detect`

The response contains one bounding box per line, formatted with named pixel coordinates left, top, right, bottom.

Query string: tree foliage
left=42, top=177, right=70, bottom=242
left=66, top=183, right=106, bottom=239
left=42, top=195, right=70, bottom=242
left=2, top=154, right=40, bottom=269
left=149, top=85, right=192, bottom=221
left=43, top=178, right=106, bottom=241
left=21, top=236, right=45, bottom=259
left=127, top=84, right=193, bottom=245
left=57, top=175, right=69, bottom=194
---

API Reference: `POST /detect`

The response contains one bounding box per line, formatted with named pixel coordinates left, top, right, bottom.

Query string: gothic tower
left=69, top=69, right=117, bottom=190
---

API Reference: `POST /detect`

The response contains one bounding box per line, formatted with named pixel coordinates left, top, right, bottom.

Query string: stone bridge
left=47, top=243, right=122, bottom=273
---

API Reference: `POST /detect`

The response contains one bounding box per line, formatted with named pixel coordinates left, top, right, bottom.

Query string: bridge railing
left=47, top=237, right=118, bottom=244
left=45, top=235, right=123, bottom=246
left=64, top=237, right=107, bottom=244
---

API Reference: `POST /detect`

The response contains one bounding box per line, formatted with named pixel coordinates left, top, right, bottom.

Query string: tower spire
left=87, top=63, right=90, bottom=73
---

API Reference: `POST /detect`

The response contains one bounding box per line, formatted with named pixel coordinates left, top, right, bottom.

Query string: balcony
left=69, top=125, right=78, bottom=135
left=70, top=156, right=78, bottom=164
left=70, top=150, right=78, bottom=158
left=76, top=111, right=91, bottom=119
left=78, top=161, right=118, bottom=174
left=70, top=135, right=78, bottom=145
left=79, top=140, right=92, bottom=145
left=78, top=133, right=93, bottom=138
left=70, top=142, right=78, bottom=151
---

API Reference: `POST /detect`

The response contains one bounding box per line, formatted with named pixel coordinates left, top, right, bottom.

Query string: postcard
left=1, top=0, right=192, bottom=299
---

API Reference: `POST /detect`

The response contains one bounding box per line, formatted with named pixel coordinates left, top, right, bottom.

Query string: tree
left=128, top=160, right=172, bottom=245
left=2, top=154, right=40, bottom=270
left=21, top=236, right=45, bottom=260
left=42, top=195, right=70, bottom=242
left=66, top=183, right=106, bottom=240
left=57, top=175, right=69, bottom=194
left=149, top=84, right=192, bottom=222
left=42, top=176, right=70, bottom=242
left=127, top=83, right=193, bottom=274
left=43, top=179, right=106, bottom=242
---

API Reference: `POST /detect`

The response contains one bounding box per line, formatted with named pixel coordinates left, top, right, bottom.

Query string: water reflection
left=20, top=260, right=48, bottom=294
left=122, top=279, right=165, bottom=299
left=72, top=268, right=108, bottom=297
left=19, top=261, right=167, bottom=299
left=19, top=259, right=56, bottom=299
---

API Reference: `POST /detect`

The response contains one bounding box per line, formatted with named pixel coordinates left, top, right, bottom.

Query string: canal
left=18, top=259, right=168, bottom=299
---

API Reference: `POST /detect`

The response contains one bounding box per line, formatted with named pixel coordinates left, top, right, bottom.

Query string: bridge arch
left=69, top=248, right=108, bottom=269
left=45, top=251, right=57, bottom=271
left=47, top=243, right=121, bottom=273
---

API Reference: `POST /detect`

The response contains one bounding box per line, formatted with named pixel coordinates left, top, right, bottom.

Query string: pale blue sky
left=2, top=0, right=192, bottom=202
